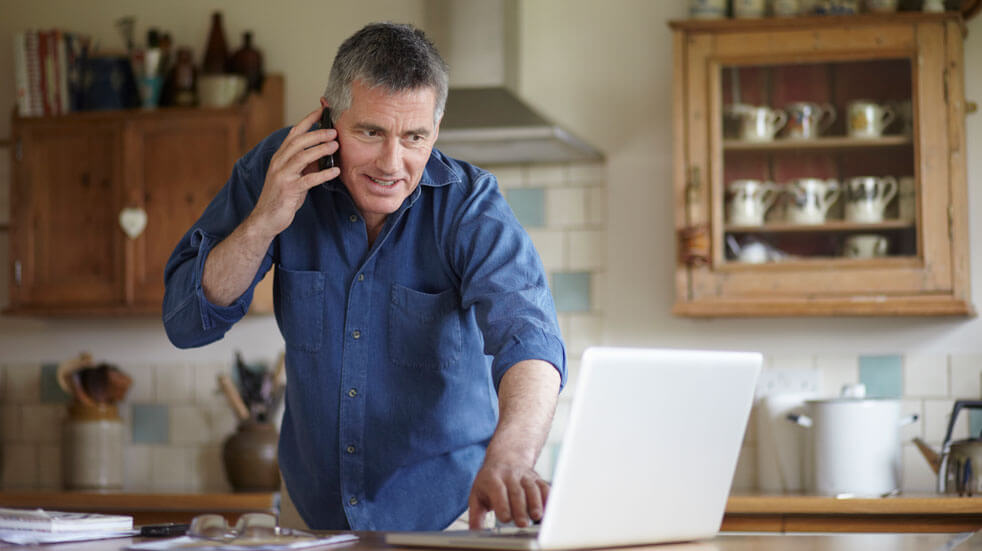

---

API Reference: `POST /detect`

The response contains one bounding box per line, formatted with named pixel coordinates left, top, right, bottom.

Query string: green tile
left=506, top=188, right=546, bottom=228
left=40, top=363, right=71, bottom=404
left=552, top=272, right=591, bottom=313
left=131, top=404, right=169, bottom=444
left=859, top=355, right=903, bottom=398
left=971, top=410, right=982, bottom=439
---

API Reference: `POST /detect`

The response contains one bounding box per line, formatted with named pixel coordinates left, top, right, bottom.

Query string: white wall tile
left=151, top=446, right=190, bottom=491
left=546, top=399, right=571, bottom=444
left=923, top=399, right=969, bottom=443
left=766, top=354, right=815, bottom=371
left=37, top=444, right=60, bottom=489
left=731, top=443, right=758, bottom=492
left=560, top=358, right=581, bottom=399
left=491, top=166, right=524, bottom=189
left=815, top=354, right=858, bottom=396
left=590, top=271, right=607, bottom=315
left=899, top=399, right=924, bottom=442
left=124, top=444, right=152, bottom=491
left=2, top=443, right=37, bottom=488
left=21, top=404, right=64, bottom=444
left=526, top=229, right=565, bottom=271
left=949, top=353, right=982, bottom=399
left=193, top=362, right=229, bottom=406
left=526, top=164, right=567, bottom=187
left=192, top=445, right=231, bottom=492
left=545, top=188, right=587, bottom=228
left=3, top=364, right=39, bottom=404
left=171, top=405, right=212, bottom=445
left=567, top=229, right=606, bottom=271
left=901, top=443, right=938, bottom=493
left=208, top=405, right=240, bottom=443
left=904, top=354, right=948, bottom=398
left=567, top=162, right=605, bottom=185
left=566, top=314, right=603, bottom=359
left=155, top=364, right=193, bottom=403
left=126, top=364, right=155, bottom=403
left=585, top=186, right=607, bottom=226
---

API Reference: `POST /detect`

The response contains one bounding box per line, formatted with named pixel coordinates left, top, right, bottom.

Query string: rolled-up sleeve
left=449, top=174, right=566, bottom=391
left=162, top=130, right=283, bottom=348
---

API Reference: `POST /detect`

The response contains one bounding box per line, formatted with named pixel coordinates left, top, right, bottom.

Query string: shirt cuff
left=492, top=329, right=567, bottom=391
left=189, top=228, right=254, bottom=330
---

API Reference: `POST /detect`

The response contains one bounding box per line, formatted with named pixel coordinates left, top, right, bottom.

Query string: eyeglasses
left=188, top=513, right=312, bottom=542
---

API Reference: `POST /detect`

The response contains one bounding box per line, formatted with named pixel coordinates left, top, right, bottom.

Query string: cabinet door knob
left=967, top=101, right=978, bottom=115
left=118, top=207, right=148, bottom=239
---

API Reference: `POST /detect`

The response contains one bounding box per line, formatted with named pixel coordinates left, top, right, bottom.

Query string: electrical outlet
left=755, top=368, right=822, bottom=398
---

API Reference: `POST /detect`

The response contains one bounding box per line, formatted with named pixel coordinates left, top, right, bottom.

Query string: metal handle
left=942, top=400, right=982, bottom=445
left=787, top=413, right=813, bottom=428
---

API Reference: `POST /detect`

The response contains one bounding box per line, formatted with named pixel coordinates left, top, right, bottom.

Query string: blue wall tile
left=552, top=272, right=591, bottom=312
left=506, top=188, right=546, bottom=228
left=40, top=363, right=70, bottom=404
left=131, top=404, right=170, bottom=444
left=859, top=355, right=903, bottom=398
left=970, top=410, right=982, bottom=439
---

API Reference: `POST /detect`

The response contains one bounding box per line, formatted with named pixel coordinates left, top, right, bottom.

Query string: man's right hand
left=247, top=106, right=341, bottom=240
left=202, top=106, right=340, bottom=307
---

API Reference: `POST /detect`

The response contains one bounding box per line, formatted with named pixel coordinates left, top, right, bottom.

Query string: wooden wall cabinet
left=7, top=76, right=284, bottom=315
left=670, top=14, right=973, bottom=317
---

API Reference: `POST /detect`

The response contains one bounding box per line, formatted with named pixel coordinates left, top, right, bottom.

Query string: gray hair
left=324, top=22, right=449, bottom=127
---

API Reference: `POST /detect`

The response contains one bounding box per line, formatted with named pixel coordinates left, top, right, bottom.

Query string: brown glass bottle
left=162, top=47, right=197, bottom=107
left=202, top=11, right=228, bottom=74
left=230, top=31, right=264, bottom=92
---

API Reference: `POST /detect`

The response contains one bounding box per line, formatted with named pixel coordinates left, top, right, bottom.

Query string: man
left=162, top=23, right=565, bottom=531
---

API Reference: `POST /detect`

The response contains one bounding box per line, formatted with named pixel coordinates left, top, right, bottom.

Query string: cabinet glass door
left=720, top=59, right=916, bottom=265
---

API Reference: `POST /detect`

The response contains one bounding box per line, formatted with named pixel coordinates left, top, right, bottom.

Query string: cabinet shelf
left=724, top=135, right=913, bottom=152
left=726, top=220, right=913, bottom=234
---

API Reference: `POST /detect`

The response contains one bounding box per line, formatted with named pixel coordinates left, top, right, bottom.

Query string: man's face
left=334, top=80, right=440, bottom=232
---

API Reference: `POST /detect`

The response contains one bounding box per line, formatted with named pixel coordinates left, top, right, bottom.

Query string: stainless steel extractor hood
left=426, top=0, right=603, bottom=165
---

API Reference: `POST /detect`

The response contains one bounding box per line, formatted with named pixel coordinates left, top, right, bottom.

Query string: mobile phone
left=318, top=107, right=336, bottom=171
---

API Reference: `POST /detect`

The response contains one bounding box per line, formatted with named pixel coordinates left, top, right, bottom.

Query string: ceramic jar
left=222, top=421, right=281, bottom=492
left=62, top=403, right=123, bottom=490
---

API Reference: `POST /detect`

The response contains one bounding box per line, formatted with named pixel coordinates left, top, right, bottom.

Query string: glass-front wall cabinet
left=671, top=14, right=972, bottom=317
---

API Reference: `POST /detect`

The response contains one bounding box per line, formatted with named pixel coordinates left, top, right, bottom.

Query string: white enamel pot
left=788, top=391, right=918, bottom=496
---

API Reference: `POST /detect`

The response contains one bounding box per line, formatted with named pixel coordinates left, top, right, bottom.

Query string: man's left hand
left=468, top=455, right=550, bottom=529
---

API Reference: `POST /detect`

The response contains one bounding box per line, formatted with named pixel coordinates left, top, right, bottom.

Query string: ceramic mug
left=734, top=0, right=767, bottom=17
left=845, top=176, right=898, bottom=223
left=847, top=100, right=895, bottom=138
left=898, top=176, right=915, bottom=222
left=736, top=106, right=788, bottom=142
left=843, top=234, right=889, bottom=258
left=689, top=0, right=727, bottom=18
left=727, top=179, right=779, bottom=226
left=785, top=102, right=837, bottom=139
left=786, top=178, right=840, bottom=225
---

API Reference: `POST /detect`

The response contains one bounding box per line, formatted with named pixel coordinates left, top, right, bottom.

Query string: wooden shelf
left=724, top=135, right=913, bottom=152
left=726, top=220, right=914, bottom=233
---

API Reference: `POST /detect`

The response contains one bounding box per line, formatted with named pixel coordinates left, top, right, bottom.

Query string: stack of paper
left=0, top=507, right=135, bottom=544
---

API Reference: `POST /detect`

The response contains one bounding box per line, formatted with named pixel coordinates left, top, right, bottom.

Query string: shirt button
left=349, top=214, right=358, bottom=223
left=348, top=388, right=358, bottom=398
left=357, top=274, right=365, bottom=282
left=349, top=497, right=359, bottom=506
left=346, top=445, right=356, bottom=454
left=352, top=330, right=361, bottom=339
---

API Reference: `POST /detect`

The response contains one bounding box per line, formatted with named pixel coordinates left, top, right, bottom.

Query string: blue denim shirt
left=162, top=127, right=566, bottom=531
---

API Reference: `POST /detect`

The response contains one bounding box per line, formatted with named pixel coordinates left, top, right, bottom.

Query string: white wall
left=517, top=1, right=982, bottom=356
left=0, top=0, right=980, bottom=364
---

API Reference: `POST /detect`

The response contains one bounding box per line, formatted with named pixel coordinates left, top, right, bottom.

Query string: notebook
left=386, top=347, right=761, bottom=550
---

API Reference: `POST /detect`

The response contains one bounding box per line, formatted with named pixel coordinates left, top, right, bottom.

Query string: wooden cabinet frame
left=7, top=76, right=283, bottom=316
left=670, top=14, right=972, bottom=317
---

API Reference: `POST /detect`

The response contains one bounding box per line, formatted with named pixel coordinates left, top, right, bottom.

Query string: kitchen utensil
left=787, top=384, right=918, bottom=496
left=912, top=400, right=982, bottom=496
left=218, top=374, right=251, bottom=422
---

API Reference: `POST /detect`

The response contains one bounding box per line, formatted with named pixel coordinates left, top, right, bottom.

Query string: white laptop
left=386, top=346, right=761, bottom=550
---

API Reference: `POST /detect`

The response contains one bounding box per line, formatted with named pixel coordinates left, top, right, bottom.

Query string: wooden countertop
left=0, top=530, right=977, bottom=551
left=723, top=493, right=982, bottom=533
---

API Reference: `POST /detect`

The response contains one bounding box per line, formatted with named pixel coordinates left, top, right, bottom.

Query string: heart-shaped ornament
left=119, top=207, right=148, bottom=239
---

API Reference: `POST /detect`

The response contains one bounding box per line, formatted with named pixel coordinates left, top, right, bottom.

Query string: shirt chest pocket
left=388, top=284, right=461, bottom=369
left=276, top=267, right=325, bottom=353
